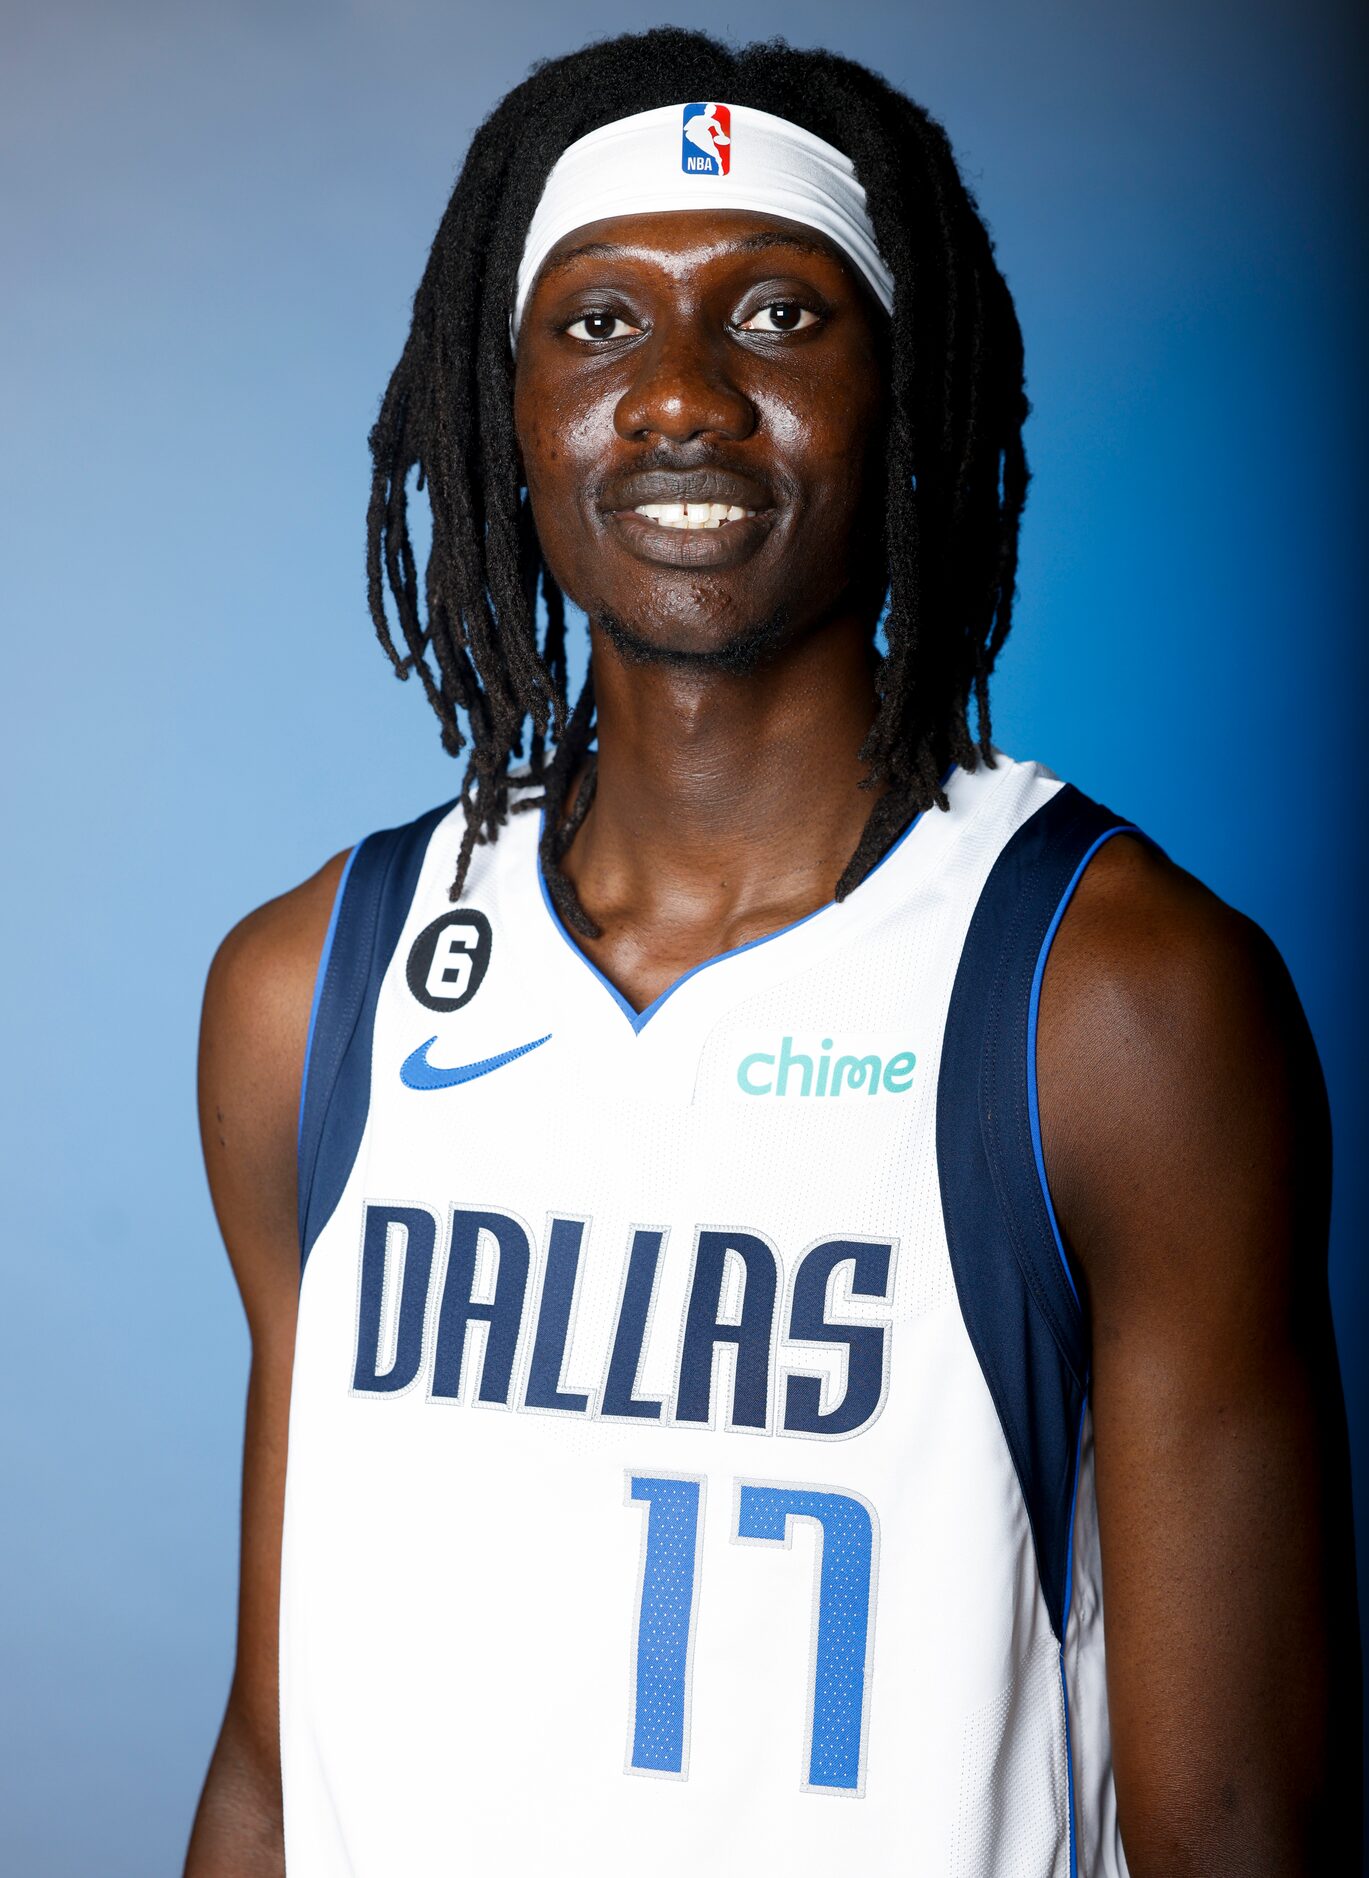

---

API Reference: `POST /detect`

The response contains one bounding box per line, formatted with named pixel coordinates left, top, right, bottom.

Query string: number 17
left=626, top=1473, right=879, bottom=1796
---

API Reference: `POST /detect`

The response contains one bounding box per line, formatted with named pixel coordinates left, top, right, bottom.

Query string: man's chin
left=592, top=604, right=790, bottom=678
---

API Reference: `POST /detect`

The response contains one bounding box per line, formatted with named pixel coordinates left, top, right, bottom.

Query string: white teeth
left=632, top=501, right=756, bottom=530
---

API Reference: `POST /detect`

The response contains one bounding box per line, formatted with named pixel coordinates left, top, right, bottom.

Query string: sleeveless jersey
left=280, top=750, right=1155, bottom=1877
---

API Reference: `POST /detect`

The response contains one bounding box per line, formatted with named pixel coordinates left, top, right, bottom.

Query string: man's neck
left=557, top=610, right=886, bottom=1010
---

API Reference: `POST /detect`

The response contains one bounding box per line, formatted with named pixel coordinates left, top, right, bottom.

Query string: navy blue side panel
left=937, top=781, right=1163, bottom=1638
left=297, top=800, right=455, bottom=1275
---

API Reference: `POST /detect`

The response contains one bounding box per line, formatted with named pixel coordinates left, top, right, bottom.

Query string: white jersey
left=280, top=750, right=1150, bottom=1877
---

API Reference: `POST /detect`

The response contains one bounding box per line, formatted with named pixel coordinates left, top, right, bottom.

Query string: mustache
left=592, top=604, right=791, bottom=677
left=595, top=455, right=776, bottom=514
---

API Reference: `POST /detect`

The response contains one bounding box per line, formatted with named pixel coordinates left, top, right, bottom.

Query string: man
left=185, top=28, right=1359, bottom=1877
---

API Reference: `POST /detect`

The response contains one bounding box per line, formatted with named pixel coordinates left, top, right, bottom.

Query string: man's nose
left=613, top=326, right=756, bottom=446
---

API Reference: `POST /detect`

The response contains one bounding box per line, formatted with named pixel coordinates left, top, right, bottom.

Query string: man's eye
left=737, top=302, right=820, bottom=334
left=564, top=312, right=641, bottom=341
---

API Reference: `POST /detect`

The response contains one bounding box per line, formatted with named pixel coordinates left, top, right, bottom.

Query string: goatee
left=592, top=605, right=790, bottom=678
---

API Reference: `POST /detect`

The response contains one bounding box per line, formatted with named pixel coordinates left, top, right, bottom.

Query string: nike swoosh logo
left=400, top=1033, right=552, bottom=1091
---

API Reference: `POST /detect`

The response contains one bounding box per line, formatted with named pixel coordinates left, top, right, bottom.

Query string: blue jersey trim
left=536, top=764, right=955, bottom=1033
left=1026, top=824, right=1143, bottom=1310
left=1060, top=1648, right=1078, bottom=1878
left=1059, top=1400, right=1088, bottom=1878
left=297, top=799, right=455, bottom=1274
left=297, top=842, right=360, bottom=1153
left=937, top=780, right=1162, bottom=1638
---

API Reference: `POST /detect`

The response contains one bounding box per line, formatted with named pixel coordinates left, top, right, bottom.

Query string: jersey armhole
left=1025, top=820, right=1165, bottom=1315
left=296, top=799, right=456, bottom=1277
left=937, top=781, right=1167, bottom=1637
left=297, top=845, right=360, bottom=1156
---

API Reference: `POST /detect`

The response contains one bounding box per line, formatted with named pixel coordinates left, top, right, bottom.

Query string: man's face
left=513, top=208, right=886, bottom=667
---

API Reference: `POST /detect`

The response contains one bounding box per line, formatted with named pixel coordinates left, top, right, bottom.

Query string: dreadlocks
left=366, top=29, right=1030, bottom=928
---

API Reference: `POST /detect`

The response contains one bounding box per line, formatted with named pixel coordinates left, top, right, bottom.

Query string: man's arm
left=1038, top=832, right=1360, bottom=1874
left=183, top=850, right=349, bottom=1877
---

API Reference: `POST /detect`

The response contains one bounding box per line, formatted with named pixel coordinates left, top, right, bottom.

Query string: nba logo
left=681, top=102, right=731, bottom=176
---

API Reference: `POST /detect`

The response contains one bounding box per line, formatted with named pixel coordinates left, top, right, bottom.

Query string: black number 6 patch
left=406, top=910, right=493, bottom=1013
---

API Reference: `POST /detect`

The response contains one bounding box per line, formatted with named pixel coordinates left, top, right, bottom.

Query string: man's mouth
left=606, top=503, right=775, bottom=570
left=597, top=466, right=777, bottom=568
left=631, top=501, right=757, bottom=531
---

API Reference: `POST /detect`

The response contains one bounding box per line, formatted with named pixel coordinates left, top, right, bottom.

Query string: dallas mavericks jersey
left=280, top=751, right=1154, bottom=1877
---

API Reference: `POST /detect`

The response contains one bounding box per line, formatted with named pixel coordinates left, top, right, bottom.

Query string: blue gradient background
left=3, top=2, right=1364, bottom=1869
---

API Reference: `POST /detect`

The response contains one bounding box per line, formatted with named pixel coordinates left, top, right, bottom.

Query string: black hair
left=366, top=28, right=1029, bottom=933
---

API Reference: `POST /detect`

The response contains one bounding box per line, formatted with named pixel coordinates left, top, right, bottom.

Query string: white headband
left=510, top=101, right=895, bottom=344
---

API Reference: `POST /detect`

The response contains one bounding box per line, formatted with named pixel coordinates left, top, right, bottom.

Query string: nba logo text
left=681, top=102, right=731, bottom=176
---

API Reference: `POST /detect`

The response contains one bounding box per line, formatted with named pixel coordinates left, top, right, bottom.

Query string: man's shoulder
left=197, top=848, right=356, bottom=1313
left=1037, top=823, right=1326, bottom=1289
left=208, top=787, right=474, bottom=1014
left=206, top=847, right=354, bottom=1039
left=200, top=850, right=356, bottom=1175
left=1049, top=827, right=1289, bottom=1050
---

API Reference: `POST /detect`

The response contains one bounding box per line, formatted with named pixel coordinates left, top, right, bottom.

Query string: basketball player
left=185, top=30, right=1360, bottom=1877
